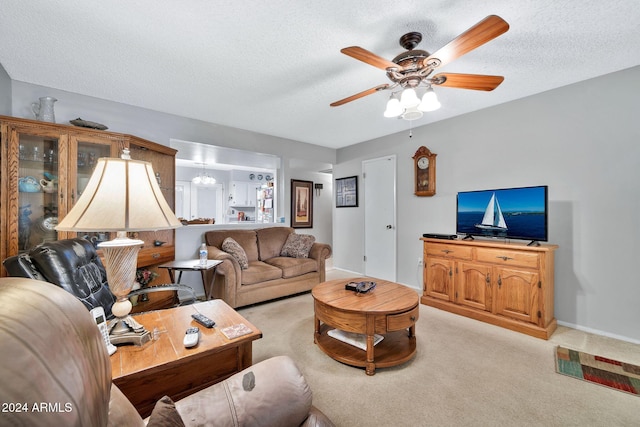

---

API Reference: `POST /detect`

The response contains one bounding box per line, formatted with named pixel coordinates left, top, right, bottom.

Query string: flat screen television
left=456, top=185, right=548, bottom=244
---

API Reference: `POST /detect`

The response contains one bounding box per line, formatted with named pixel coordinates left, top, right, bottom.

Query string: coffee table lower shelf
left=315, top=323, right=416, bottom=372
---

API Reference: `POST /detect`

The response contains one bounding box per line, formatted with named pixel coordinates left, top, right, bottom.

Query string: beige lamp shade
left=56, top=157, right=182, bottom=232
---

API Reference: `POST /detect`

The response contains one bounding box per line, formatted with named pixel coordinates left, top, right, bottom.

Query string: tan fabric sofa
left=205, top=227, right=332, bottom=308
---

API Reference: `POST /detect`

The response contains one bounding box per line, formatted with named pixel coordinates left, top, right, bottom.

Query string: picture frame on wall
left=335, top=176, right=358, bottom=208
left=291, top=179, right=313, bottom=228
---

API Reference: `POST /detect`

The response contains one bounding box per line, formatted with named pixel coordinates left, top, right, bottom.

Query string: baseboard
left=556, top=320, right=640, bottom=345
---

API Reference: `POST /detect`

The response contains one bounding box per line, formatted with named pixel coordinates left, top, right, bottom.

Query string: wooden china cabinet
left=0, top=116, right=177, bottom=297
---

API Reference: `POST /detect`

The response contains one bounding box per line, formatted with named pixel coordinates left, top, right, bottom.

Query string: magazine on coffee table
left=220, top=323, right=253, bottom=339
left=327, top=329, right=383, bottom=351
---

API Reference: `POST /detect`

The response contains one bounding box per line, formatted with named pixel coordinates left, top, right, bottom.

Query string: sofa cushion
left=222, top=237, right=249, bottom=270
left=206, top=230, right=259, bottom=262
left=147, top=395, right=185, bottom=427
left=241, top=261, right=283, bottom=285
left=280, top=233, right=316, bottom=258
left=256, top=227, right=294, bottom=260
left=264, top=257, right=318, bottom=279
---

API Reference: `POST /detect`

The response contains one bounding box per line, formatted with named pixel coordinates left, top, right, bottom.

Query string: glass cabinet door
left=65, top=134, right=121, bottom=245
left=16, top=133, right=64, bottom=252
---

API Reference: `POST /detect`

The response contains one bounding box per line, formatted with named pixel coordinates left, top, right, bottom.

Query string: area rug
left=556, top=346, right=640, bottom=396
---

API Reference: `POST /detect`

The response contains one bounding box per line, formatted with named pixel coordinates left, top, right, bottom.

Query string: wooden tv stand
left=421, top=238, right=558, bottom=339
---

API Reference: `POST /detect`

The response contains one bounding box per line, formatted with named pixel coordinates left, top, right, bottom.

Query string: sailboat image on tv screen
left=475, top=192, right=507, bottom=231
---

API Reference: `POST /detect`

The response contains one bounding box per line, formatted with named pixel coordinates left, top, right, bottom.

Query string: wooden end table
left=110, top=299, right=262, bottom=417
left=158, top=259, right=222, bottom=300
left=312, top=278, right=419, bottom=375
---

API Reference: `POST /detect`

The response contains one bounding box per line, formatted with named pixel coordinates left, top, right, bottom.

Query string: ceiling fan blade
left=330, top=84, right=390, bottom=107
left=423, top=15, right=509, bottom=69
left=432, top=73, right=504, bottom=91
left=341, top=47, right=400, bottom=71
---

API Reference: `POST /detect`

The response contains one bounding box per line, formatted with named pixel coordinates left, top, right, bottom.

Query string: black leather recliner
left=3, top=238, right=195, bottom=319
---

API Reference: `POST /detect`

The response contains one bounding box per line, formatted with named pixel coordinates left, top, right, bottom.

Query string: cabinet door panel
left=458, top=262, right=492, bottom=311
left=10, top=129, right=66, bottom=253
left=425, top=257, right=454, bottom=301
left=494, top=267, right=539, bottom=324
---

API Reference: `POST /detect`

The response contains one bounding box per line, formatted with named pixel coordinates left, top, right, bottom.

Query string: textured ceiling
left=1, top=1, right=639, bottom=149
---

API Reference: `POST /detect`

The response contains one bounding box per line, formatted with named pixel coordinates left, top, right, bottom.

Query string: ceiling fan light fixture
left=418, top=87, right=441, bottom=112
left=400, top=88, right=420, bottom=108
left=384, top=97, right=403, bottom=117
left=402, top=106, right=423, bottom=121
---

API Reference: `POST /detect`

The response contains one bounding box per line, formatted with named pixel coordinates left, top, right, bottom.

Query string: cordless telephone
left=91, top=307, right=117, bottom=356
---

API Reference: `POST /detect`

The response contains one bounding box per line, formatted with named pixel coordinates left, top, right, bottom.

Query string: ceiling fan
left=330, top=15, right=509, bottom=120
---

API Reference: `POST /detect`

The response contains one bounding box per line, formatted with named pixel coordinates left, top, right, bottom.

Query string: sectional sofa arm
left=206, top=246, right=241, bottom=304
left=173, top=355, right=335, bottom=427
left=309, top=243, right=332, bottom=261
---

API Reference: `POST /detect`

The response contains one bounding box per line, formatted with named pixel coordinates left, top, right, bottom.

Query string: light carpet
left=238, top=289, right=640, bottom=426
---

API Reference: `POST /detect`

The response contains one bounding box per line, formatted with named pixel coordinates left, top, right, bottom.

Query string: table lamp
left=56, top=148, right=182, bottom=345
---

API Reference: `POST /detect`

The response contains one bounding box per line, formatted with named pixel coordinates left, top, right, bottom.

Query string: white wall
left=334, top=66, right=640, bottom=343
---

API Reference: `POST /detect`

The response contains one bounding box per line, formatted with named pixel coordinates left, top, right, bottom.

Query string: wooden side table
left=111, top=299, right=262, bottom=417
left=312, top=278, right=419, bottom=375
left=158, top=259, right=222, bottom=300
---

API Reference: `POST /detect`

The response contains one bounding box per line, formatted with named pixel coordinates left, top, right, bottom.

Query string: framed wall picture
left=290, top=179, right=313, bottom=228
left=335, top=176, right=358, bottom=208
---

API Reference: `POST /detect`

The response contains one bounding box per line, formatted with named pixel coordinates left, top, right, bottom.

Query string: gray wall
left=0, top=63, right=11, bottom=115
left=334, top=65, right=640, bottom=343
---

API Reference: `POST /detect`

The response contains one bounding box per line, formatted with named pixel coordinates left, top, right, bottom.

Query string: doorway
left=176, top=180, right=223, bottom=221
left=363, top=155, right=396, bottom=281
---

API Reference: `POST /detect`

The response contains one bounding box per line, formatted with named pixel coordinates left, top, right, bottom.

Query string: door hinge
left=363, top=255, right=366, bottom=262
left=537, top=310, right=541, bottom=318
left=362, top=172, right=366, bottom=179
left=538, top=281, right=542, bottom=288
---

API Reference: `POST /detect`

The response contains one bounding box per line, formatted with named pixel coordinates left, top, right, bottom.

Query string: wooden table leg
left=314, top=315, right=320, bottom=344
left=365, top=315, right=376, bottom=375
left=365, top=334, right=375, bottom=375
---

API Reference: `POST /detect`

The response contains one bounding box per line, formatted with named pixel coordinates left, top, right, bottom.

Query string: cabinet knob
left=410, top=316, right=416, bottom=321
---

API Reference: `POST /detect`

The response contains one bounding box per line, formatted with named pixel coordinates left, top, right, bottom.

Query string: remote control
left=183, top=327, right=200, bottom=348
left=191, top=313, right=215, bottom=328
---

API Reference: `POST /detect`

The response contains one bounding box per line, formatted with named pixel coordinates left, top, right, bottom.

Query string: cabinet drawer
left=387, top=306, right=419, bottom=331
left=137, top=245, right=175, bottom=267
left=476, top=248, right=539, bottom=269
left=425, top=244, right=472, bottom=260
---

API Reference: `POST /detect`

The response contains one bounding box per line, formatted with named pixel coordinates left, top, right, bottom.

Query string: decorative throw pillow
left=147, top=395, right=185, bottom=427
left=222, top=237, right=249, bottom=270
left=280, top=233, right=315, bottom=258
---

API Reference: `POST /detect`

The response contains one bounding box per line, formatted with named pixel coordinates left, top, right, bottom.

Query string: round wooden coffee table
left=312, top=278, right=419, bottom=375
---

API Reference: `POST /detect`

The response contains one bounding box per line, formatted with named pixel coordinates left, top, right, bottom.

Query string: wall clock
left=412, top=146, right=436, bottom=196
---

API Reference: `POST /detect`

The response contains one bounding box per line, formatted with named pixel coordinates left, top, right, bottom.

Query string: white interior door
left=363, top=156, right=396, bottom=281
